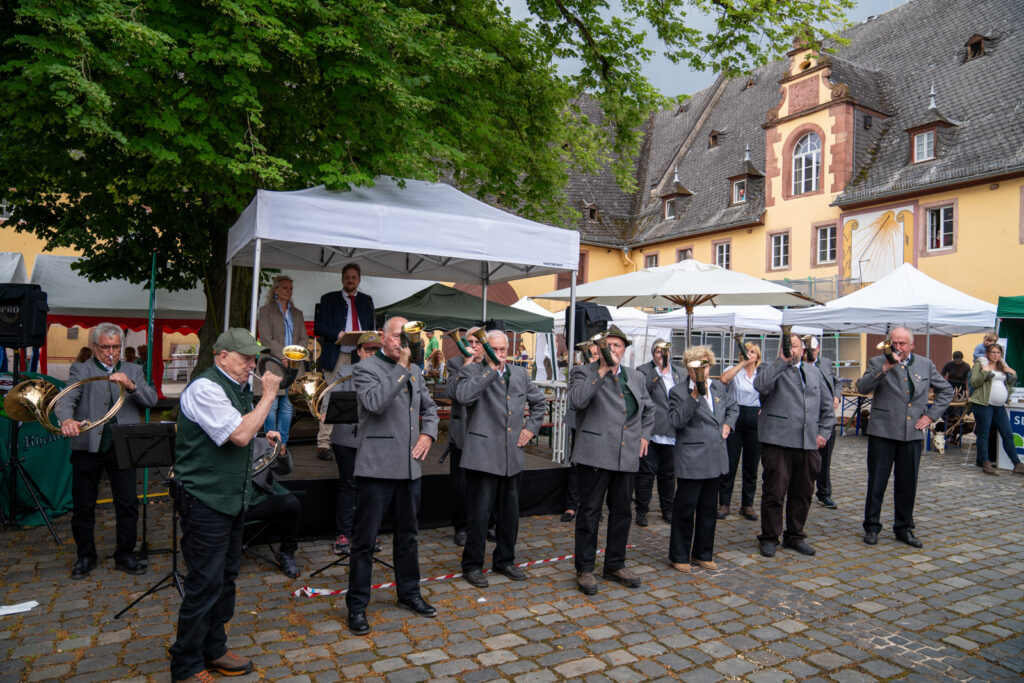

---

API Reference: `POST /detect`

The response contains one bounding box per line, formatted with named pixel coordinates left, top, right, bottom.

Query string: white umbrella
left=534, top=259, right=817, bottom=339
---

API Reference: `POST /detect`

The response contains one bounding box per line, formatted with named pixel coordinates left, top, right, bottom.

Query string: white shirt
left=339, top=288, right=363, bottom=352
left=651, top=365, right=677, bottom=445
left=727, top=365, right=760, bottom=407
left=179, top=365, right=244, bottom=446
left=989, top=371, right=1009, bottom=406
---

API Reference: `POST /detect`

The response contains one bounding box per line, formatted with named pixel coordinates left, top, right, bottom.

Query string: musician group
left=35, top=263, right=962, bottom=682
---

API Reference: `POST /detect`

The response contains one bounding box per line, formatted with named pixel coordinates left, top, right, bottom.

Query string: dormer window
left=709, top=132, right=719, bottom=148
left=664, top=198, right=676, bottom=219
left=732, top=179, right=747, bottom=205
left=913, top=129, right=935, bottom=163
left=584, top=203, right=599, bottom=221
left=966, top=35, right=987, bottom=60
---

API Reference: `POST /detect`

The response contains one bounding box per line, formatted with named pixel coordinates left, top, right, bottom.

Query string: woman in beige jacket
left=257, top=275, right=309, bottom=445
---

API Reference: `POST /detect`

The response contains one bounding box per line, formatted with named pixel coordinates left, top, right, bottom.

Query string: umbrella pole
left=568, top=273, right=577, bottom=369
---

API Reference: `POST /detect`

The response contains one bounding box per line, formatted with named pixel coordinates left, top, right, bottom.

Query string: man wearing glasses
left=856, top=326, right=952, bottom=548
left=56, top=322, right=158, bottom=579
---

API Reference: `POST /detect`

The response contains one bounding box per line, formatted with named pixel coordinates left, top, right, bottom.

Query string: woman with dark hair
left=970, top=343, right=1020, bottom=475
left=256, top=275, right=308, bottom=446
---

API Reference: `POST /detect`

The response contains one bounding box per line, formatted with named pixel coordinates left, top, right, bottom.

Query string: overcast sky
left=504, top=0, right=907, bottom=98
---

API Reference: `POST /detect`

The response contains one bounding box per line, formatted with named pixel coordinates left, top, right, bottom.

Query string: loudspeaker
left=0, top=284, right=48, bottom=348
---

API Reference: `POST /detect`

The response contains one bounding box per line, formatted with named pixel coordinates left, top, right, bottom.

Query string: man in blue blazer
left=314, top=263, right=376, bottom=458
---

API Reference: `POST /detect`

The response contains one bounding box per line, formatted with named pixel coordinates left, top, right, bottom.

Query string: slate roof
left=569, top=0, right=1024, bottom=247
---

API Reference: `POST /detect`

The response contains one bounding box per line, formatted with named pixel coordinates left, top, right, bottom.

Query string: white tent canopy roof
left=511, top=296, right=556, bottom=318
left=649, top=305, right=821, bottom=336
left=227, top=178, right=580, bottom=283
left=31, top=255, right=206, bottom=319
left=0, top=252, right=28, bottom=284
left=782, top=263, right=995, bottom=334
left=534, top=259, right=816, bottom=309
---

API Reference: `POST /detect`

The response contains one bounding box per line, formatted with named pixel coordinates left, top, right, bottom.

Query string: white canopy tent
left=553, top=306, right=673, bottom=368
left=781, top=264, right=996, bottom=335
left=650, top=305, right=822, bottom=336
left=511, top=297, right=558, bottom=381
left=0, top=252, right=28, bottom=284
left=226, top=178, right=581, bottom=343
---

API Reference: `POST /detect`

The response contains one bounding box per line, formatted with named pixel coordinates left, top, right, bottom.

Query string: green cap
left=606, top=324, right=632, bottom=347
left=213, top=328, right=266, bottom=355
left=357, top=331, right=382, bottom=348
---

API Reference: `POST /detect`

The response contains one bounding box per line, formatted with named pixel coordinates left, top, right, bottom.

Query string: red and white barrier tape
left=293, top=545, right=634, bottom=598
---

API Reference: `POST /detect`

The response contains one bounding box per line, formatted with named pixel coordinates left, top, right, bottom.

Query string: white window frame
left=771, top=233, right=790, bottom=269
left=664, top=198, right=676, bottom=219
left=645, top=253, right=659, bottom=268
left=792, top=133, right=821, bottom=195
left=927, top=205, right=954, bottom=251
left=817, top=225, right=837, bottom=264
left=913, top=130, right=935, bottom=163
left=732, top=179, right=747, bottom=204
left=715, top=242, right=731, bottom=270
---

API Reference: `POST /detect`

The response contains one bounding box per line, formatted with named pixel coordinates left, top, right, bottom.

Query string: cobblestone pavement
left=3, top=435, right=1024, bottom=682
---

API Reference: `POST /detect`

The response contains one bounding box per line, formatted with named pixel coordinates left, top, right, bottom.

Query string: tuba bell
left=877, top=339, right=898, bottom=364
left=5, top=377, right=125, bottom=435
left=252, top=437, right=284, bottom=475
left=288, top=372, right=353, bottom=421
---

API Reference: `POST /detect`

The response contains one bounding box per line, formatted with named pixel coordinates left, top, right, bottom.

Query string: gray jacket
left=54, top=360, right=159, bottom=453
left=353, top=353, right=439, bottom=479
left=753, top=358, right=835, bottom=450
left=812, top=355, right=838, bottom=399
left=568, top=362, right=655, bottom=472
left=454, top=363, right=547, bottom=476
left=444, top=355, right=471, bottom=447
left=668, top=379, right=738, bottom=480
left=636, top=359, right=686, bottom=439
left=856, top=354, right=952, bottom=442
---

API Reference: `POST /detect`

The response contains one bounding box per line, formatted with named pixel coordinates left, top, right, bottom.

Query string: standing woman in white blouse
left=969, top=343, right=1020, bottom=475
left=717, top=342, right=763, bottom=520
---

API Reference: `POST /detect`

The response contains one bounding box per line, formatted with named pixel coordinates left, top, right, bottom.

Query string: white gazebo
left=0, top=252, right=28, bottom=284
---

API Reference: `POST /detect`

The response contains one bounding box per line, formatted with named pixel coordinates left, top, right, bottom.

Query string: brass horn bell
left=5, top=377, right=125, bottom=434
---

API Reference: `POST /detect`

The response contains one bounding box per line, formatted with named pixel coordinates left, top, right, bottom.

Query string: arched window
left=792, top=133, right=821, bottom=195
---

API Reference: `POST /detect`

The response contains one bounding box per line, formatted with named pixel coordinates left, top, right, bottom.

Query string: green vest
left=174, top=366, right=254, bottom=516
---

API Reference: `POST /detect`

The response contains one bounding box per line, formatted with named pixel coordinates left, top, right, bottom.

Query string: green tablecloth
left=0, top=372, right=73, bottom=527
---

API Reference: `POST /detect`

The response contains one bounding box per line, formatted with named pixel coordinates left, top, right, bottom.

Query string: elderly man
left=56, top=322, right=158, bottom=579
left=634, top=338, right=680, bottom=526
left=314, top=263, right=376, bottom=459
left=443, top=326, right=483, bottom=546
left=753, top=333, right=834, bottom=558
left=568, top=325, right=654, bottom=595
left=329, top=331, right=382, bottom=555
left=346, top=317, right=439, bottom=636
left=169, top=328, right=282, bottom=682
left=857, top=326, right=952, bottom=548
left=455, top=329, right=547, bottom=587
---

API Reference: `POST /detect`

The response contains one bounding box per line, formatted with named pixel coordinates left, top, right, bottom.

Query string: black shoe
left=373, top=538, right=383, bottom=553
left=782, top=539, right=816, bottom=556
left=397, top=596, right=438, bottom=618
left=71, top=556, right=96, bottom=579
left=347, top=611, right=370, bottom=635
left=486, top=527, right=497, bottom=542
left=895, top=531, right=923, bottom=548
left=560, top=510, right=576, bottom=523
left=463, top=569, right=489, bottom=588
left=114, top=555, right=146, bottom=576
left=863, top=530, right=878, bottom=545
left=635, top=512, right=648, bottom=527
left=758, top=541, right=777, bottom=558
left=817, top=496, right=838, bottom=509
left=453, top=530, right=467, bottom=547
left=317, top=448, right=333, bottom=461
left=494, top=564, right=528, bottom=581
left=275, top=551, right=300, bottom=579
left=661, top=511, right=672, bottom=523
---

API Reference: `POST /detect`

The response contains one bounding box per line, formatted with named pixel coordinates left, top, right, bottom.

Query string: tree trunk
left=194, top=229, right=254, bottom=376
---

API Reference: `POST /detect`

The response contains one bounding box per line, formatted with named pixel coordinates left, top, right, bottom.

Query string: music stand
left=110, top=423, right=184, bottom=619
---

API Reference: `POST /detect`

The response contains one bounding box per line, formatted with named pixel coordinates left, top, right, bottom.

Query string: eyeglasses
left=96, top=344, right=122, bottom=351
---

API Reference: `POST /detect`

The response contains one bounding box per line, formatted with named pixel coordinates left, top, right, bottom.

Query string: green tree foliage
left=0, top=0, right=851, bottom=362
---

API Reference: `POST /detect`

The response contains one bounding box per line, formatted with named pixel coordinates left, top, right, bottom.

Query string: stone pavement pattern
left=3, top=435, right=1024, bottom=682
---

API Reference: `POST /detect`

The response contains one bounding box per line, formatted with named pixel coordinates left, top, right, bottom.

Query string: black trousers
left=815, top=427, right=837, bottom=499
left=758, top=444, right=820, bottom=543
left=449, top=444, right=467, bottom=532
left=863, top=435, right=921, bottom=535
left=564, top=463, right=582, bottom=511
left=720, top=406, right=760, bottom=508
left=461, top=470, right=520, bottom=572
left=332, top=444, right=357, bottom=537
left=245, top=492, right=301, bottom=554
left=634, top=442, right=675, bottom=516
left=669, top=477, right=719, bottom=564
left=70, top=448, right=138, bottom=562
left=169, top=492, right=244, bottom=680
left=574, top=466, right=634, bottom=573
left=346, top=477, right=422, bottom=614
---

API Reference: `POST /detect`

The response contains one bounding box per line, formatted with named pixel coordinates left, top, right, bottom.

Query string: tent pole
left=223, top=262, right=233, bottom=332
left=568, top=273, right=577, bottom=369
left=925, top=322, right=931, bottom=361
left=481, top=262, right=489, bottom=323
left=248, top=239, right=262, bottom=334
